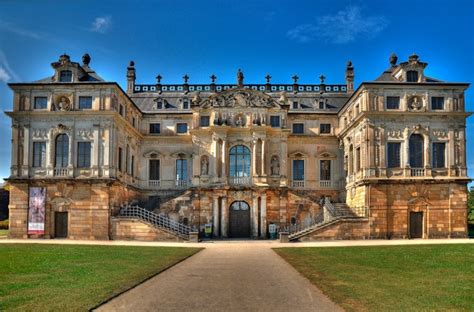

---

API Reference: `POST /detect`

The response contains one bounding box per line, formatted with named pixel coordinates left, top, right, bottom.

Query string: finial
left=319, top=74, right=326, bottom=84
left=59, top=53, right=70, bottom=64
left=210, top=74, right=217, bottom=83
left=389, top=53, right=398, bottom=66
left=82, top=53, right=91, bottom=66
left=237, top=68, right=244, bottom=87
left=292, top=74, right=299, bottom=84
left=129, top=61, right=135, bottom=67
left=346, top=60, right=353, bottom=68
left=409, top=52, right=419, bottom=62
left=183, top=74, right=189, bottom=84
left=265, top=74, right=271, bottom=84
left=156, top=74, right=162, bottom=84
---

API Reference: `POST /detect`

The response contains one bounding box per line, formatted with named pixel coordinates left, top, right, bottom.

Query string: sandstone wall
left=111, top=218, right=184, bottom=241
left=298, top=218, right=369, bottom=241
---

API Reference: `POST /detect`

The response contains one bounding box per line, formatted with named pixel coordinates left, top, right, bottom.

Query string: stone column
left=252, top=139, right=257, bottom=177
left=260, top=193, right=267, bottom=238
left=213, top=137, right=218, bottom=178
left=280, top=138, right=288, bottom=185
left=423, top=134, right=430, bottom=168
left=11, top=125, right=19, bottom=176
left=261, top=139, right=265, bottom=175
left=22, top=125, right=30, bottom=177
left=221, top=196, right=228, bottom=237
left=459, top=127, right=466, bottom=168
left=92, top=125, right=100, bottom=176
left=221, top=139, right=227, bottom=178
left=212, top=195, right=219, bottom=237
left=252, top=195, right=259, bottom=237
left=103, top=126, right=110, bottom=177
left=404, top=136, right=410, bottom=167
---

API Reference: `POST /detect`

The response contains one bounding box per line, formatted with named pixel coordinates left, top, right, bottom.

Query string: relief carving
left=32, top=128, right=48, bottom=139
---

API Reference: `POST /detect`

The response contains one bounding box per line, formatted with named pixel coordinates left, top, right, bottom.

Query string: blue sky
left=0, top=0, right=473, bottom=182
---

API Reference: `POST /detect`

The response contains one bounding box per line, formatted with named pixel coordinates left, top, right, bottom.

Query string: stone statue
left=235, top=115, right=245, bottom=127
left=271, top=156, right=280, bottom=176
left=237, top=69, right=244, bottom=87
left=201, top=157, right=209, bottom=175
left=410, top=96, right=422, bottom=111
left=192, top=92, right=201, bottom=105
left=278, top=92, right=287, bottom=104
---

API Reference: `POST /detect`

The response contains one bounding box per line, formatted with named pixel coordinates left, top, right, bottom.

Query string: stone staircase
left=286, top=197, right=367, bottom=241
left=118, top=204, right=193, bottom=240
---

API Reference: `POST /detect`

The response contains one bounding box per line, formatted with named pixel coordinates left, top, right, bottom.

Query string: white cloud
left=0, top=67, right=11, bottom=83
left=0, top=20, right=43, bottom=39
left=91, top=16, right=112, bottom=34
left=0, top=50, right=20, bottom=83
left=287, top=6, right=388, bottom=44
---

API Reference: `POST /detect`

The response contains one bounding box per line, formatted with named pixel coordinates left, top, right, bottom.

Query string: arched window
left=407, top=70, right=418, bottom=82
left=229, top=145, right=251, bottom=177
left=55, top=134, right=69, bottom=168
left=409, top=134, right=424, bottom=168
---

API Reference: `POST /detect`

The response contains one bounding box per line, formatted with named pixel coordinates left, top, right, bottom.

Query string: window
left=431, top=97, right=444, bottom=110
left=319, top=101, right=325, bottom=109
left=270, top=116, right=280, bottom=128
left=407, top=70, right=418, bottom=82
left=157, top=99, right=163, bottom=109
left=432, top=143, right=446, bottom=168
left=176, top=123, right=188, bottom=134
left=119, top=105, right=124, bottom=116
left=386, top=96, right=400, bottom=109
left=132, top=117, right=136, bottom=128
left=149, top=159, right=160, bottom=180
left=149, top=123, right=161, bottom=134
left=387, top=142, right=401, bottom=168
left=176, top=159, right=188, bottom=181
left=131, top=155, right=135, bottom=176
left=118, top=147, right=123, bottom=172
left=320, top=123, right=331, bottom=134
left=320, top=160, right=331, bottom=181
left=55, top=134, right=69, bottom=168
left=77, top=142, right=91, bottom=168
left=183, top=99, right=189, bottom=109
left=229, top=145, right=251, bottom=177
left=292, top=101, right=299, bottom=109
left=34, top=97, right=47, bottom=109
left=409, top=134, right=424, bottom=168
left=59, top=70, right=72, bottom=82
left=292, top=123, right=304, bottom=134
left=33, top=142, right=46, bottom=167
left=79, top=96, right=92, bottom=109
left=355, top=147, right=361, bottom=172
left=200, top=116, right=210, bottom=127
left=293, top=160, right=304, bottom=181
left=126, top=145, right=130, bottom=174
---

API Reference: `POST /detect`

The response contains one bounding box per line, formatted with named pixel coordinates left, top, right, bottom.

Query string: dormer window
left=406, top=70, right=418, bottom=82
left=319, top=101, right=325, bottom=109
left=157, top=99, right=163, bottom=109
left=292, top=101, right=299, bottom=109
left=183, top=99, right=189, bottom=110
left=59, top=70, right=72, bottom=82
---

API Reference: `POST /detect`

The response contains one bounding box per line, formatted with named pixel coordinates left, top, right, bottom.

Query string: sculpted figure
left=201, top=157, right=209, bottom=175
left=57, top=96, right=71, bottom=111
left=271, top=156, right=280, bottom=176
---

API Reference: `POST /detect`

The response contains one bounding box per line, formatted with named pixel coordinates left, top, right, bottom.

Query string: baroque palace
left=6, top=53, right=470, bottom=241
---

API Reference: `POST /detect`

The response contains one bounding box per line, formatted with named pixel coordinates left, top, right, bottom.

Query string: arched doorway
left=229, top=201, right=250, bottom=238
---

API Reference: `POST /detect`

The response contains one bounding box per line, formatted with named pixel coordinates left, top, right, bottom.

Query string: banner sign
left=28, top=187, right=46, bottom=235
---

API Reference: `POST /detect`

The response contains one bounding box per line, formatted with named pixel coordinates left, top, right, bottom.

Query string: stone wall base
left=111, top=218, right=185, bottom=242
left=298, top=218, right=370, bottom=241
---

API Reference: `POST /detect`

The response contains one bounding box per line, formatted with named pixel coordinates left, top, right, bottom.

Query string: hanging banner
left=28, top=187, right=46, bottom=235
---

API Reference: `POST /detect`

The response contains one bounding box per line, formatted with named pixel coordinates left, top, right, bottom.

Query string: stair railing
left=119, top=204, right=192, bottom=240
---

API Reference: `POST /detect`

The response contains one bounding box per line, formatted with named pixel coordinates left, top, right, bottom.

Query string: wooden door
left=229, top=201, right=250, bottom=238
left=55, top=212, right=68, bottom=238
left=410, top=212, right=423, bottom=238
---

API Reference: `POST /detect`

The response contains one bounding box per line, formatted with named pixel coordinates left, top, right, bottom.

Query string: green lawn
left=0, top=230, right=8, bottom=236
left=275, top=245, right=474, bottom=311
left=0, top=244, right=201, bottom=311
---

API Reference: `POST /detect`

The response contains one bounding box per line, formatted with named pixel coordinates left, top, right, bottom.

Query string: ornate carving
left=407, top=95, right=425, bottom=112
left=32, top=128, right=48, bottom=139
left=200, top=156, right=209, bottom=175
left=54, top=96, right=72, bottom=111
left=76, top=128, right=94, bottom=139
left=271, top=155, right=280, bottom=176
left=387, top=129, right=403, bottom=139
left=432, top=129, right=447, bottom=138
left=234, top=113, right=246, bottom=127
left=200, top=89, right=280, bottom=109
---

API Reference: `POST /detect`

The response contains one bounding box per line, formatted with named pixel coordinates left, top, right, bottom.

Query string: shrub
left=0, top=219, right=9, bottom=229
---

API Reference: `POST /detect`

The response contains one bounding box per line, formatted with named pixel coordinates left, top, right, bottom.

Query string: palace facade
left=6, top=53, right=470, bottom=241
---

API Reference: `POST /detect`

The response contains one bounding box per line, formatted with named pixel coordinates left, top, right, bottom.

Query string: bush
left=0, top=219, right=9, bottom=229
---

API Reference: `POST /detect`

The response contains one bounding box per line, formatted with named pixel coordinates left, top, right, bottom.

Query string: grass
left=0, top=230, right=8, bottom=236
left=0, top=244, right=201, bottom=311
left=274, top=244, right=474, bottom=311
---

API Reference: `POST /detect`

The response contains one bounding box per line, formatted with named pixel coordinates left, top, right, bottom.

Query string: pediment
left=289, top=151, right=308, bottom=158
left=317, top=151, right=337, bottom=159
left=143, top=150, right=162, bottom=158
left=198, top=88, right=281, bottom=109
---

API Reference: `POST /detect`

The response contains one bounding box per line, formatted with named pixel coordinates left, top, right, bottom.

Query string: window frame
left=292, top=123, right=304, bottom=134
left=34, top=96, right=48, bottom=110
left=432, top=142, right=446, bottom=169
left=78, top=96, right=93, bottom=110
left=319, top=123, right=331, bottom=134
left=406, top=70, right=419, bottom=82
left=387, top=142, right=402, bottom=168
left=149, top=123, right=161, bottom=134
left=32, top=142, right=46, bottom=168
left=54, top=134, right=69, bottom=168
left=229, top=145, right=251, bottom=178
left=200, top=116, right=210, bottom=127
left=176, top=158, right=188, bottom=181
left=76, top=141, right=92, bottom=168
left=319, top=159, right=331, bottom=181
left=431, top=96, right=445, bottom=110
left=386, top=96, right=400, bottom=110
left=149, top=159, right=161, bottom=180
left=292, top=159, right=305, bottom=181
left=59, top=70, right=72, bottom=82
left=176, top=123, right=188, bottom=134
left=270, top=115, right=281, bottom=128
